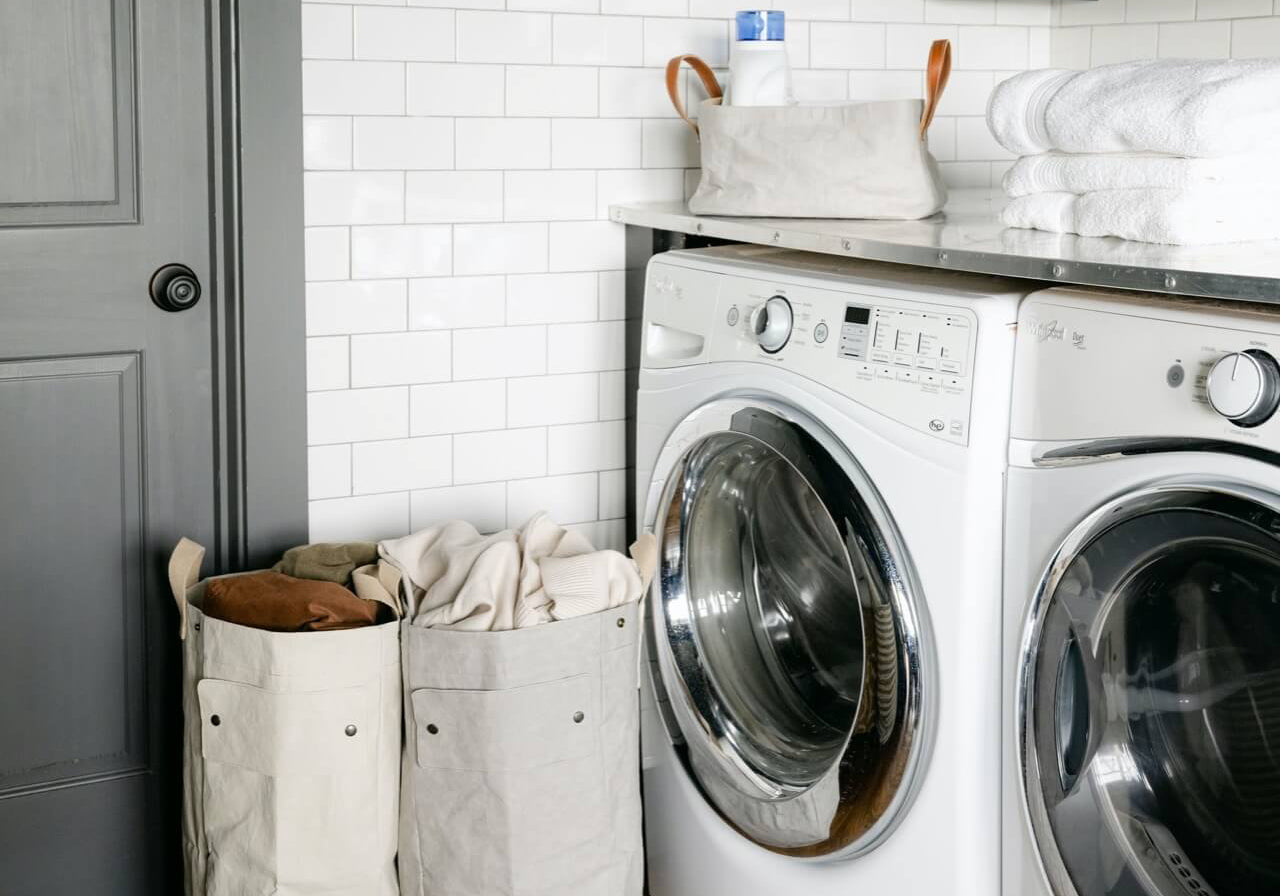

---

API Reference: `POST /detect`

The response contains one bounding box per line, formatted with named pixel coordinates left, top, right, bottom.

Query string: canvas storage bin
left=168, top=538, right=403, bottom=896
left=669, top=39, right=952, bottom=219
left=398, top=601, right=646, bottom=896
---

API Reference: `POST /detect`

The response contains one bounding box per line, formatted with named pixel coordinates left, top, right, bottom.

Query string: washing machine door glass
left=1022, top=484, right=1280, bottom=896
left=650, top=402, right=931, bottom=860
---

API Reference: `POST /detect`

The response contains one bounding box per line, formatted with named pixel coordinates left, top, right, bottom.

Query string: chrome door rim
left=1017, top=477, right=1280, bottom=896
left=648, top=395, right=936, bottom=861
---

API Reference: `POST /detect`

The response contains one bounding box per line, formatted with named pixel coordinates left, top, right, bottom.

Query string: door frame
left=211, top=0, right=308, bottom=570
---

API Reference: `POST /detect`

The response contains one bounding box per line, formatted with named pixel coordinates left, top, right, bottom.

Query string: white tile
left=409, top=276, right=506, bottom=329
left=457, top=10, right=552, bottom=63
left=406, top=63, right=505, bottom=116
left=548, top=421, right=625, bottom=474
left=602, top=0, right=686, bottom=13
left=927, top=116, right=956, bottom=161
left=453, top=325, right=547, bottom=379
left=1127, top=0, right=1194, bottom=22
left=310, top=0, right=397, bottom=4
left=786, top=22, right=811, bottom=68
left=303, top=60, right=404, bottom=114
left=307, top=336, right=350, bottom=391
left=454, top=428, right=547, bottom=484
left=305, top=227, right=350, bottom=281
left=510, top=0, right=597, bottom=10
left=600, top=68, right=681, bottom=118
left=1158, top=20, right=1230, bottom=58
left=885, top=23, right=958, bottom=67
left=1049, top=26, right=1091, bottom=68
left=411, top=0, right=502, bottom=7
left=938, top=160, right=992, bottom=188
left=925, top=0, right=995, bottom=24
left=599, top=468, right=627, bottom=519
left=1057, top=0, right=1124, bottom=26
left=1231, top=16, right=1280, bottom=57
left=852, top=0, right=924, bottom=21
left=938, top=70, right=993, bottom=115
left=351, top=225, right=453, bottom=278
left=793, top=70, right=849, bottom=102
left=554, top=119, right=643, bottom=168
left=995, top=0, right=1051, bottom=25
left=1028, top=24, right=1050, bottom=66
left=641, top=118, right=699, bottom=168
left=643, top=18, right=729, bottom=67
left=307, top=386, right=409, bottom=445
left=784, top=0, right=852, bottom=19
left=303, top=116, right=352, bottom=170
left=1197, top=0, right=1271, bottom=19
left=308, top=444, right=352, bottom=500
left=554, top=14, right=643, bottom=65
left=956, top=25, right=1028, bottom=69
left=809, top=22, right=886, bottom=67
left=507, top=373, right=599, bottom=426
left=411, top=380, right=506, bottom=435
left=598, top=270, right=626, bottom=320
left=507, top=272, right=598, bottom=324
left=304, top=171, right=403, bottom=226
left=955, top=115, right=1010, bottom=160
left=351, top=331, right=452, bottom=387
left=354, top=7, right=454, bottom=61
left=573, top=518, right=626, bottom=552
left=411, top=483, right=507, bottom=532
left=353, top=118, right=453, bottom=169
left=549, top=221, right=625, bottom=272
left=596, top=169, right=683, bottom=218
left=306, top=280, right=407, bottom=336
left=507, top=473, right=598, bottom=525
left=302, top=4, right=353, bottom=59
left=456, top=119, right=551, bottom=169
left=599, top=370, right=626, bottom=420
left=847, top=69, right=922, bottom=100
left=454, top=223, right=549, bottom=275
left=1090, top=23, right=1157, bottom=65
left=547, top=320, right=626, bottom=373
left=506, top=66, right=599, bottom=117
left=309, top=492, right=409, bottom=542
left=352, top=436, right=452, bottom=493
left=406, top=171, right=503, bottom=223
left=690, top=0, right=752, bottom=14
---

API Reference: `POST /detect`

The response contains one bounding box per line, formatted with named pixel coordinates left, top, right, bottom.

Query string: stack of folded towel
left=987, top=58, right=1280, bottom=245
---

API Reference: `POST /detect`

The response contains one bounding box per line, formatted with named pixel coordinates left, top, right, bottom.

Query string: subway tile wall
left=301, top=0, right=1054, bottom=545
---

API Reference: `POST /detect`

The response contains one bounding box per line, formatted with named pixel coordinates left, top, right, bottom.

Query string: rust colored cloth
left=204, top=571, right=383, bottom=632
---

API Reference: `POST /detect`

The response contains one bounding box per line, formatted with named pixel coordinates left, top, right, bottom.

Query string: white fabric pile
left=987, top=59, right=1280, bottom=245
left=379, top=512, right=653, bottom=630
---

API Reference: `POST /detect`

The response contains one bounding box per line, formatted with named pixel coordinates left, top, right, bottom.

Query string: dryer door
left=1021, top=482, right=1280, bottom=896
left=648, top=398, right=934, bottom=860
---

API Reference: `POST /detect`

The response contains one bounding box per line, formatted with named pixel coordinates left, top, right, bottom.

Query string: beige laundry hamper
left=168, top=539, right=403, bottom=896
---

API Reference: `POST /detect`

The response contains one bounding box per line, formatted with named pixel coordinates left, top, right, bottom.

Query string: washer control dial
left=751, top=295, right=793, bottom=354
left=1206, top=349, right=1280, bottom=427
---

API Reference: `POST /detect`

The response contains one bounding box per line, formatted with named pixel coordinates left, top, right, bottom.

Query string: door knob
left=150, top=263, right=202, bottom=312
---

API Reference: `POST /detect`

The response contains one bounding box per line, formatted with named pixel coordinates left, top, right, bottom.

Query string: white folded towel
left=1001, top=188, right=1280, bottom=245
left=988, top=59, right=1280, bottom=157
left=1002, top=152, right=1275, bottom=198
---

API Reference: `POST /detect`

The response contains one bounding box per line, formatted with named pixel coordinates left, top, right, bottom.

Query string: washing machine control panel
left=712, top=275, right=977, bottom=444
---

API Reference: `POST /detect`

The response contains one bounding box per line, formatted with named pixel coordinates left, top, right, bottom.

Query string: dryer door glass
left=651, top=403, right=931, bottom=860
left=1023, top=486, right=1280, bottom=896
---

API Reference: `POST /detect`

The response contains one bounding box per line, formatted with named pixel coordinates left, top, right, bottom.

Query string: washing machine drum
left=1023, top=485, right=1280, bottom=896
left=648, top=402, right=932, bottom=860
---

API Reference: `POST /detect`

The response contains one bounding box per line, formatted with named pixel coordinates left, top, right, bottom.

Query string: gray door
left=0, top=0, right=217, bottom=892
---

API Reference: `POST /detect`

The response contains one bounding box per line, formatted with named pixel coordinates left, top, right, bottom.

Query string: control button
left=950, top=420, right=964, bottom=436
left=870, top=350, right=892, bottom=364
left=1206, top=349, right=1280, bottom=427
left=1166, top=363, right=1184, bottom=388
left=894, top=353, right=913, bottom=367
left=939, top=359, right=962, bottom=375
left=750, top=295, right=793, bottom=354
left=916, top=357, right=937, bottom=371
left=727, top=306, right=740, bottom=326
left=814, top=322, right=829, bottom=344
left=896, top=370, right=917, bottom=383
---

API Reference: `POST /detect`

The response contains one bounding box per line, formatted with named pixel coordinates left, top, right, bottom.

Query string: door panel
left=0, top=0, right=217, bottom=891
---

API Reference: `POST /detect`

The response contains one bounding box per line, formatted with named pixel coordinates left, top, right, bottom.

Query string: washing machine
left=636, top=245, right=1027, bottom=896
left=1003, top=288, right=1280, bottom=896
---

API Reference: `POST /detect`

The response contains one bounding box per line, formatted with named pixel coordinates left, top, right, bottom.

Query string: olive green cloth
left=272, top=541, right=378, bottom=586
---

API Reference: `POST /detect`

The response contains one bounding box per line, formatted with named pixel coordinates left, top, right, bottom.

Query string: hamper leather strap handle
left=920, top=39, right=952, bottom=139
left=168, top=537, right=206, bottom=641
left=666, top=54, right=723, bottom=137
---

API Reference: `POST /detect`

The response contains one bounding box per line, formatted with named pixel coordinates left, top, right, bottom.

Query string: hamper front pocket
left=197, top=678, right=379, bottom=895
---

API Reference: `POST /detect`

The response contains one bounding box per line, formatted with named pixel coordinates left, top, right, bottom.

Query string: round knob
left=149, top=263, right=202, bottom=313
left=751, top=295, right=793, bottom=354
left=1206, top=349, right=1280, bottom=427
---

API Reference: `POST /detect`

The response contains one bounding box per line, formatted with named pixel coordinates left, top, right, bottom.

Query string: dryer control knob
left=1207, top=349, right=1280, bottom=427
left=751, top=295, right=793, bottom=354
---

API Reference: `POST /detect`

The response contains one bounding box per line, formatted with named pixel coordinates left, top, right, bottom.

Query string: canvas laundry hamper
left=168, top=538, right=403, bottom=896
left=398, top=599, right=648, bottom=896
left=669, top=38, right=952, bottom=219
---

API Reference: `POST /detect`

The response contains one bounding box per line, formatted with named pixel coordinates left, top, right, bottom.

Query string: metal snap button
left=210, top=715, right=221, bottom=727
left=573, top=711, right=585, bottom=724
left=344, top=724, right=357, bottom=737
left=616, top=617, right=625, bottom=628
left=426, top=723, right=439, bottom=735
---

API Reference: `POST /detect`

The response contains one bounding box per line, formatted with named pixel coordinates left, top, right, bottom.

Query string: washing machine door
left=648, top=398, right=933, bottom=860
left=1021, top=482, right=1280, bottom=896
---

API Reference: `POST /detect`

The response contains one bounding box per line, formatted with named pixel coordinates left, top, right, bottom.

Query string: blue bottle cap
left=735, top=10, right=785, bottom=41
